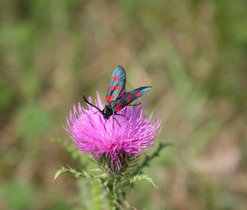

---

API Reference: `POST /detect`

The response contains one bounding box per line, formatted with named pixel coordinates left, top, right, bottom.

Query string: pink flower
left=65, top=92, right=161, bottom=170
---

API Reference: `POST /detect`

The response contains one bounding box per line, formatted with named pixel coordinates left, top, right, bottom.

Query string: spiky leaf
left=130, top=174, right=158, bottom=189
left=53, top=167, right=91, bottom=181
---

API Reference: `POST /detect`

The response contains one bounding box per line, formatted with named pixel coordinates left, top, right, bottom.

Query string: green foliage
left=0, top=79, right=17, bottom=126
left=0, top=180, right=36, bottom=210
left=16, top=104, right=52, bottom=140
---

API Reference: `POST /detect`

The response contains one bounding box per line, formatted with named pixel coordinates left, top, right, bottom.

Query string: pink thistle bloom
left=65, top=92, right=161, bottom=170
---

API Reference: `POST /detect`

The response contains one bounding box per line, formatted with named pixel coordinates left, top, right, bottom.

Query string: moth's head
left=103, top=106, right=113, bottom=120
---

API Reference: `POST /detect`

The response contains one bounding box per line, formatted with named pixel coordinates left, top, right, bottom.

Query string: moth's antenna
left=83, top=96, right=103, bottom=114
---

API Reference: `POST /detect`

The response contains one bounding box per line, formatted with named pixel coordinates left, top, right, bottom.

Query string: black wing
left=105, top=65, right=126, bottom=104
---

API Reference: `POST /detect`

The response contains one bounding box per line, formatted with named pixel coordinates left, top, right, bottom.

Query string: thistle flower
left=65, top=92, right=161, bottom=171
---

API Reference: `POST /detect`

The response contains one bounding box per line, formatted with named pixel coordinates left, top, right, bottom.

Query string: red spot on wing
left=110, top=85, right=120, bottom=92
left=115, top=102, right=123, bottom=111
left=105, top=95, right=114, bottom=103
left=119, top=91, right=124, bottom=98
left=128, top=94, right=132, bottom=98
left=116, top=102, right=123, bottom=107
left=135, top=92, right=141, bottom=96
left=113, top=76, right=119, bottom=81
left=109, top=95, right=114, bottom=102
left=126, top=99, right=131, bottom=103
left=116, top=106, right=122, bottom=111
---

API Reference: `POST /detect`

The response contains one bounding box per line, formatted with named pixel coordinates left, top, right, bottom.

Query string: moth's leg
left=115, top=113, right=129, bottom=120
left=113, top=117, right=121, bottom=127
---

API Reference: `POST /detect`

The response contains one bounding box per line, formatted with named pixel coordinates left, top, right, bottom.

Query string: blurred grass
left=0, top=0, right=247, bottom=209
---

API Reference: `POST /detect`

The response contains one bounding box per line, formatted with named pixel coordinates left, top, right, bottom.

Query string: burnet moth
left=83, top=65, right=152, bottom=125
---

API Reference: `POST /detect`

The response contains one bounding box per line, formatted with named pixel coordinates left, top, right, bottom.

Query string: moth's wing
left=105, top=65, right=126, bottom=104
left=115, top=86, right=152, bottom=111
left=117, top=87, right=125, bottom=99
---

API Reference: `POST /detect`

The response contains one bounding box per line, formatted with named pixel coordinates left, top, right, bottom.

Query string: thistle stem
left=105, top=180, right=122, bottom=210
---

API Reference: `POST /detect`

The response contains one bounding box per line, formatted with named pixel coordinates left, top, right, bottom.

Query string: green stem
left=106, top=181, right=121, bottom=210
left=108, top=192, right=118, bottom=210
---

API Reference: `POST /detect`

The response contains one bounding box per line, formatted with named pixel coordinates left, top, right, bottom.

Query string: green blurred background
left=0, top=0, right=247, bottom=209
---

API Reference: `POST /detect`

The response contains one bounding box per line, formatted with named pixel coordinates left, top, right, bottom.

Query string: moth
left=83, top=65, right=151, bottom=125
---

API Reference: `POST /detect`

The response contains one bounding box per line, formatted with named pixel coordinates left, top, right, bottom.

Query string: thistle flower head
left=65, top=92, right=161, bottom=171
